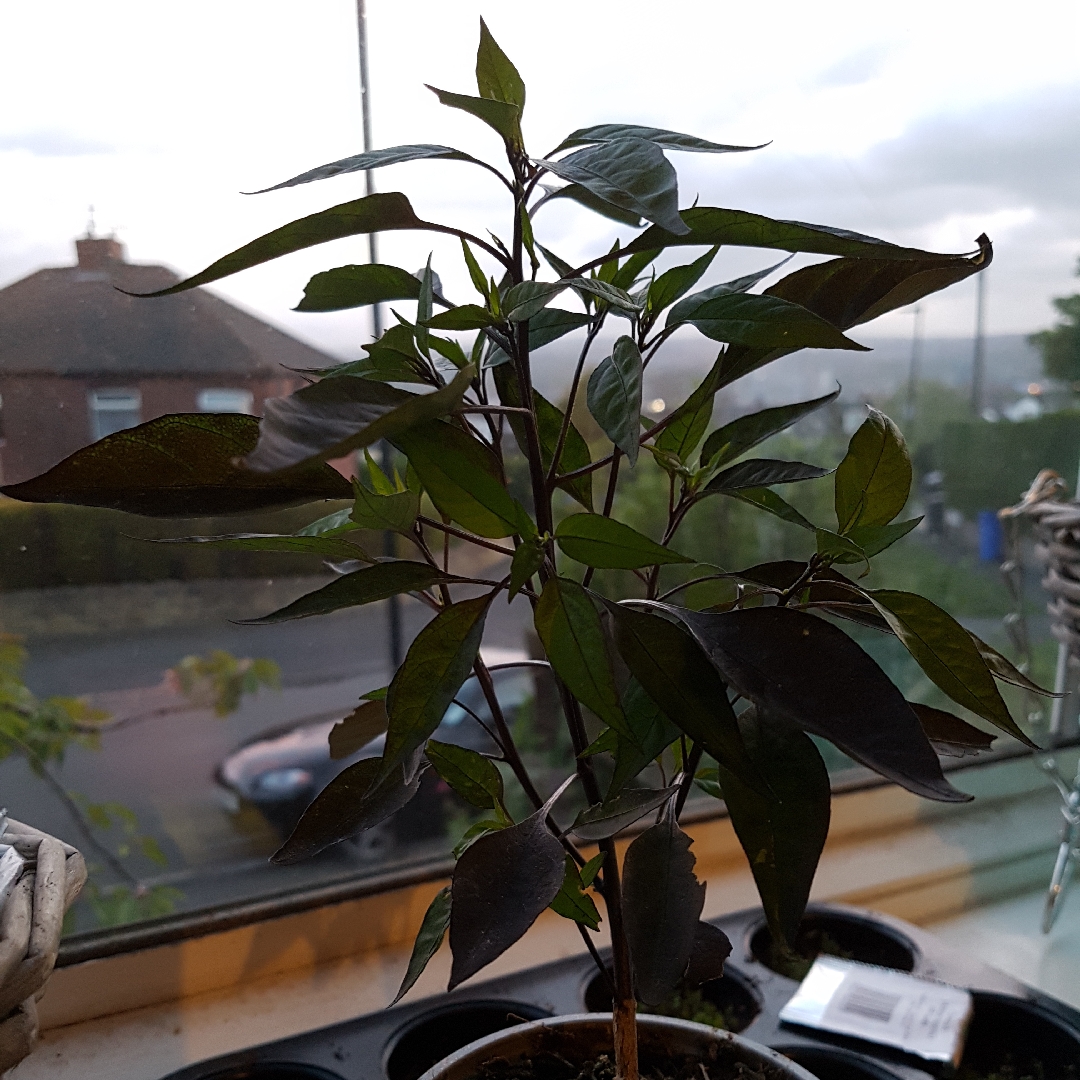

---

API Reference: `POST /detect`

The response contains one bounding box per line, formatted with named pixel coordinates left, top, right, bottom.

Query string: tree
left=1, top=20, right=1040, bottom=1080
left=1030, top=259, right=1080, bottom=386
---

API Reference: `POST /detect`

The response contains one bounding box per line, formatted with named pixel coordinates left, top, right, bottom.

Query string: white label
left=779, top=956, right=973, bottom=1065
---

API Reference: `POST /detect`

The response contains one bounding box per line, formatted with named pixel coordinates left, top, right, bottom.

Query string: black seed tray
left=159, top=903, right=1080, bottom=1080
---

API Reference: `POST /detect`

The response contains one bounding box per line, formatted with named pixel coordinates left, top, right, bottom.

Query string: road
left=3, top=592, right=535, bottom=930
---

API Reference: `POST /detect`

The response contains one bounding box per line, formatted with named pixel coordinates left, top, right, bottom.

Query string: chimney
left=76, top=236, right=125, bottom=270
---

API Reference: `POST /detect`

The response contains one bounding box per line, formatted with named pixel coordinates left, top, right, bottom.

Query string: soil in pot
left=584, top=970, right=760, bottom=1033
left=387, top=1001, right=550, bottom=1080
left=955, top=993, right=1080, bottom=1080
left=749, top=911, right=916, bottom=980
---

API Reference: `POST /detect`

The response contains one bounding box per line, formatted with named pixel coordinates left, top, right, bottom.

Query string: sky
left=2, top=0, right=1079, bottom=364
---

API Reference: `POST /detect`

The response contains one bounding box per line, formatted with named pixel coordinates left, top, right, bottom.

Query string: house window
left=88, top=388, right=141, bottom=441
left=198, top=388, right=254, bottom=414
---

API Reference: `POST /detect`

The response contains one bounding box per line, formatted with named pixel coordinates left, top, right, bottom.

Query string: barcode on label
left=840, top=984, right=902, bottom=1023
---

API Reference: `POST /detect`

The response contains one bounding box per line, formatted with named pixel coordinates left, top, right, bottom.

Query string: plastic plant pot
left=197, top=1066, right=345, bottom=1080
left=415, top=1013, right=818, bottom=1080
left=776, top=1045, right=906, bottom=1080
left=386, top=1000, right=551, bottom=1080
left=958, top=992, right=1080, bottom=1080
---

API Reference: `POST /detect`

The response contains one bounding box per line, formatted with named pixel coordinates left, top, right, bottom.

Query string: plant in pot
left=3, top=20, right=1047, bottom=1080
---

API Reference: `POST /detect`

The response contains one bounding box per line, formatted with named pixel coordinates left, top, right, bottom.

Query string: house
left=0, top=232, right=330, bottom=485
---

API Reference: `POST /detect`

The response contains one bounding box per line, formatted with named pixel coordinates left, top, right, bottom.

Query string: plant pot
left=775, top=1045, right=905, bottom=1080
left=0, top=818, right=86, bottom=1074
left=416, top=1013, right=818, bottom=1080
left=748, top=905, right=918, bottom=979
left=958, top=992, right=1080, bottom=1080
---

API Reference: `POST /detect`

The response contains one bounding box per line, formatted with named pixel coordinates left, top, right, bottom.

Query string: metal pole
left=971, top=270, right=987, bottom=415
left=356, top=0, right=402, bottom=671
left=905, top=305, right=922, bottom=440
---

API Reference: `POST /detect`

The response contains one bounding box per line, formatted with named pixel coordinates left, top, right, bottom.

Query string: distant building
left=0, top=233, right=328, bottom=485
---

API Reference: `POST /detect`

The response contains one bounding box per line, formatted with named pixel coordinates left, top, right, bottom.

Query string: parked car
left=216, top=662, right=536, bottom=858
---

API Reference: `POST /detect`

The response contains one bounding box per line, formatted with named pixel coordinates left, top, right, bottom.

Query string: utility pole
left=905, top=305, right=922, bottom=442
left=356, top=0, right=403, bottom=670
left=971, top=270, right=987, bottom=415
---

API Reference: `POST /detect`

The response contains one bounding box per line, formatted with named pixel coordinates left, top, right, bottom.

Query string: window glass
left=0, top=2, right=1074, bottom=948
left=88, top=389, right=141, bottom=441
left=198, top=389, right=254, bottom=414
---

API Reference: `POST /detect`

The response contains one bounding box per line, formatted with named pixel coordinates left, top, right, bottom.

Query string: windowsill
left=20, top=749, right=1075, bottom=1080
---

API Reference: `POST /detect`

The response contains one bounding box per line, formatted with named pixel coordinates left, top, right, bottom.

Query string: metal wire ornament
left=1000, top=469, right=1080, bottom=932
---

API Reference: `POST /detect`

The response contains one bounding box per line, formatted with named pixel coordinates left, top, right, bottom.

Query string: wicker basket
left=0, top=819, right=85, bottom=1074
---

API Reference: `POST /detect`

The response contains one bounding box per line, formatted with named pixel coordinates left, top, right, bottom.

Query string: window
left=198, top=388, right=254, bottom=414
left=88, top=389, right=141, bottom=441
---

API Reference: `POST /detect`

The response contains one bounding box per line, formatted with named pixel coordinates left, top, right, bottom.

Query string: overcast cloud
left=2, top=0, right=1078, bottom=362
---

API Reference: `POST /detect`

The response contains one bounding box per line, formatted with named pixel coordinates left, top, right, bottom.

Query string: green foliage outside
left=1030, top=258, right=1080, bottom=386
left=1, top=22, right=1025, bottom=1079
left=939, top=411, right=1080, bottom=515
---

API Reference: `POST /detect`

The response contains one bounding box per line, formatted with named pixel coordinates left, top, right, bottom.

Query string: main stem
left=508, top=156, right=637, bottom=1080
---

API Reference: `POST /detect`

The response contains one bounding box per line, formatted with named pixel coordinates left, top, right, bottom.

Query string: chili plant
left=2, top=20, right=1048, bottom=1080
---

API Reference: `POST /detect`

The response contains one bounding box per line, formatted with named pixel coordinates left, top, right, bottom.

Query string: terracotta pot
left=417, top=1013, right=817, bottom=1080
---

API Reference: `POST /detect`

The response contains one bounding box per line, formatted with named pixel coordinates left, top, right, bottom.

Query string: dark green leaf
left=430, top=335, right=470, bottom=369
left=909, top=702, right=996, bottom=758
left=703, top=239, right=991, bottom=392
left=133, top=193, right=427, bottom=297
left=382, top=594, right=492, bottom=780
left=329, top=698, right=388, bottom=760
left=610, top=678, right=681, bottom=796
left=815, top=528, right=868, bottom=571
left=0, top=413, right=351, bottom=516
left=619, top=205, right=978, bottom=262
left=700, top=389, right=839, bottom=470
left=610, top=250, right=661, bottom=292
left=271, top=758, right=419, bottom=863
left=242, top=561, right=458, bottom=624
left=653, top=356, right=725, bottom=463
left=726, top=487, right=817, bottom=531
left=485, top=307, right=590, bottom=368
left=714, top=706, right=831, bottom=952
left=580, top=853, right=605, bottom=887
left=835, top=409, right=911, bottom=533
left=393, top=418, right=532, bottom=539
left=969, top=632, right=1059, bottom=698
left=294, top=263, right=422, bottom=312
left=868, top=590, right=1036, bottom=746
left=425, top=305, right=498, bottom=330
left=555, top=513, right=692, bottom=569
left=327, top=324, right=429, bottom=385
left=426, top=739, right=505, bottom=812
left=666, top=604, right=970, bottom=801
left=538, top=139, right=689, bottom=236
left=571, top=277, right=641, bottom=312
left=461, top=239, right=489, bottom=298
left=685, top=922, right=733, bottom=987
left=244, top=366, right=473, bottom=473
left=426, top=85, right=522, bottom=147
left=647, top=247, right=719, bottom=316
left=845, top=518, right=921, bottom=559
left=554, top=124, right=766, bottom=156
left=587, top=336, right=643, bottom=465
left=475, top=18, right=525, bottom=109
left=392, top=886, right=452, bottom=1005
left=682, top=293, right=868, bottom=351
left=571, top=786, right=677, bottom=841
left=492, top=364, right=593, bottom=510
left=503, top=280, right=567, bottom=321
left=622, top=816, right=705, bottom=1006
left=150, top=532, right=370, bottom=561
left=604, top=602, right=761, bottom=786
left=351, top=482, right=421, bottom=535
left=297, top=506, right=356, bottom=537
left=448, top=788, right=567, bottom=988
left=454, top=818, right=506, bottom=859
left=665, top=257, right=794, bottom=329
left=251, top=145, right=475, bottom=194
left=509, top=535, right=546, bottom=600
left=704, top=458, right=830, bottom=494
left=759, top=240, right=992, bottom=331
left=544, top=184, right=644, bottom=228
left=535, top=577, right=628, bottom=736
left=549, top=856, right=601, bottom=931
